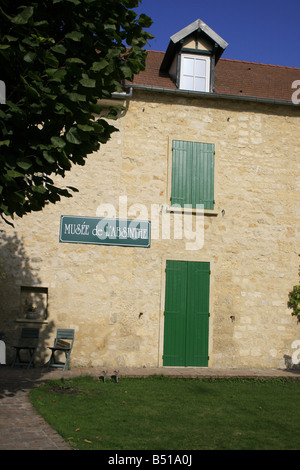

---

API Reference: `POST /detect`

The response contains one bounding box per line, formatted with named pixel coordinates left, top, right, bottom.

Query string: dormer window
left=180, top=54, right=210, bottom=92
left=160, top=19, right=228, bottom=94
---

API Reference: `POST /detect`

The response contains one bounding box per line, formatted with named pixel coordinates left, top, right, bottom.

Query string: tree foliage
left=0, top=0, right=152, bottom=220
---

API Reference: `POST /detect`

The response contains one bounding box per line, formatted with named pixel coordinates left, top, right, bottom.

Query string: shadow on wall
left=0, top=226, right=56, bottom=367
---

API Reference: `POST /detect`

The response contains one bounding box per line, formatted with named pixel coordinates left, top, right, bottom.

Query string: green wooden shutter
left=163, top=260, right=210, bottom=367
left=163, top=260, right=187, bottom=366
left=185, top=262, right=210, bottom=367
left=171, top=140, right=215, bottom=210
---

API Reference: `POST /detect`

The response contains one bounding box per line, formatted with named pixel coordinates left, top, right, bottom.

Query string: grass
left=29, top=375, right=300, bottom=450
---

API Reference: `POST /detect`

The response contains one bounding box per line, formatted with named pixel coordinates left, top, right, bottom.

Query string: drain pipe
left=111, top=86, right=133, bottom=100
left=98, top=85, right=133, bottom=108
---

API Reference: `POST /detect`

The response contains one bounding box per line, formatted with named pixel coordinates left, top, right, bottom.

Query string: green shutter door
left=171, top=140, right=215, bottom=210
left=185, top=262, right=210, bottom=366
left=163, top=261, right=187, bottom=366
left=163, top=260, right=210, bottom=367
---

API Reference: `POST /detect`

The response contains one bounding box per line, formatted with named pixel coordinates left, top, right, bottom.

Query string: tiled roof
left=128, top=50, right=300, bottom=103
left=215, top=58, right=300, bottom=102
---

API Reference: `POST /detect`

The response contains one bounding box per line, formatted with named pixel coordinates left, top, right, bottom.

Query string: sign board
left=59, top=216, right=151, bottom=248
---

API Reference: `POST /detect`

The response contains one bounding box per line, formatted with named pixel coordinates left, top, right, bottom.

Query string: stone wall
left=0, top=90, right=299, bottom=369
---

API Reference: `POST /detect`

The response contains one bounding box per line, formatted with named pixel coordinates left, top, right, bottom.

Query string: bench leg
left=12, top=348, right=36, bottom=368
left=47, top=349, right=71, bottom=370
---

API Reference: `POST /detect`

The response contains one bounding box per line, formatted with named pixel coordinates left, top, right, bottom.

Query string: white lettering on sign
left=92, top=222, right=148, bottom=240
left=64, top=223, right=90, bottom=236
left=60, top=215, right=150, bottom=247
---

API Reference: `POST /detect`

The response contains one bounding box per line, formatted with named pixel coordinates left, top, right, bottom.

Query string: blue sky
left=134, top=0, right=300, bottom=68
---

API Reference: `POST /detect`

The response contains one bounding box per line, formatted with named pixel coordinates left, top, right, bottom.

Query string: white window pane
left=182, top=57, right=194, bottom=75
left=194, top=77, right=206, bottom=92
left=195, top=59, right=206, bottom=77
left=182, top=75, right=194, bottom=90
left=180, top=55, right=210, bottom=92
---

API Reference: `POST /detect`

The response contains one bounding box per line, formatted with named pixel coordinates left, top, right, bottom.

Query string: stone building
left=1, top=19, right=300, bottom=369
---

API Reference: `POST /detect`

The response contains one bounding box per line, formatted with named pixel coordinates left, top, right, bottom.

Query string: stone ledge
left=165, top=205, right=219, bottom=216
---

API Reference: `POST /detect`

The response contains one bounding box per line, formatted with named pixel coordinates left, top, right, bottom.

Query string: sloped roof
left=160, top=19, right=228, bottom=72
left=170, top=19, right=228, bottom=50
left=127, top=50, right=300, bottom=104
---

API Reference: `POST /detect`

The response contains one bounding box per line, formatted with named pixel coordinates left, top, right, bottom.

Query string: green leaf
left=33, top=20, right=49, bottom=28
left=51, top=136, right=66, bottom=148
left=79, top=74, right=96, bottom=88
left=91, top=60, right=109, bottom=72
left=65, top=31, right=84, bottom=42
left=9, top=192, right=25, bottom=203
left=138, top=13, right=153, bottom=28
left=5, top=170, right=24, bottom=178
left=3, top=35, right=18, bottom=42
left=51, top=44, right=67, bottom=55
left=44, top=50, right=59, bottom=67
left=31, top=185, right=47, bottom=194
left=17, top=161, right=32, bottom=170
left=59, top=152, right=72, bottom=169
left=5, top=100, right=24, bottom=115
left=11, top=6, right=34, bottom=25
left=77, top=124, right=94, bottom=132
left=43, top=151, right=56, bottom=163
left=68, top=92, right=86, bottom=102
left=23, top=51, right=37, bottom=63
left=104, top=24, right=116, bottom=33
left=0, top=140, right=10, bottom=147
left=24, top=84, right=40, bottom=100
left=66, top=57, right=86, bottom=65
left=89, top=103, right=103, bottom=114
left=46, top=68, right=67, bottom=81
left=120, top=64, right=134, bottom=79
left=44, top=94, right=58, bottom=101
left=66, top=127, right=81, bottom=144
left=54, top=102, right=71, bottom=114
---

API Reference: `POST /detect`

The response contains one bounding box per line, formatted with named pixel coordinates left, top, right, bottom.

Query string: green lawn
left=29, top=375, right=300, bottom=450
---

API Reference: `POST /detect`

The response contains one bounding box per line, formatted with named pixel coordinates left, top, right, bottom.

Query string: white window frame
left=179, top=54, right=210, bottom=92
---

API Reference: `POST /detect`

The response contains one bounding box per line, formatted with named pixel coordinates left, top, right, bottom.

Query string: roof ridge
left=146, top=50, right=165, bottom=54
left=144, top=50, right=300, bottom=70
left=218, top=57, right=300, bottom=70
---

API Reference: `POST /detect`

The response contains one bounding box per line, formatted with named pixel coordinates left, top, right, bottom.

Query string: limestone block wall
left=0, top=89, right=299, bottom=369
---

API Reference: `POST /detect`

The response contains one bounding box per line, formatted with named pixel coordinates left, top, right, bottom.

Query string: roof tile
left=128, top=50, right=300, bottom=102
